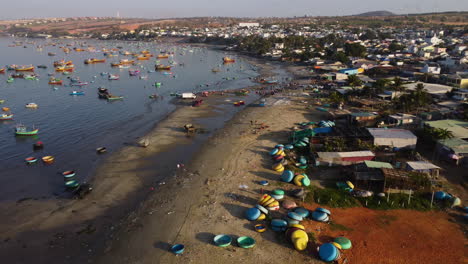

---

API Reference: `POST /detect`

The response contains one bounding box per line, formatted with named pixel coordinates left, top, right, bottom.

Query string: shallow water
left=0, top=37, right=259, bottom=200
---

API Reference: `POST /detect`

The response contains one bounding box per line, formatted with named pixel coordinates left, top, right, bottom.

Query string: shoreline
left=0, top=52, right=284, bottom=263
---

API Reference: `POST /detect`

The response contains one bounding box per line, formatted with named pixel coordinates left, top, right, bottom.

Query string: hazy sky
left=0, top=0, right=466, bottom=19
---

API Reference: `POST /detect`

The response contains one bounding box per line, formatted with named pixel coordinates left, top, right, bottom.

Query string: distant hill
left=355, top=11, right=396, bottom=17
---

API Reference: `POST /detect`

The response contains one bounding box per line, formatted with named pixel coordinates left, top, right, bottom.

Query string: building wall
left=373, top=137, right=417, bottom=149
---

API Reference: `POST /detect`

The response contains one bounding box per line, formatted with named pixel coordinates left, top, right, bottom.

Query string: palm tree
left=392, top=77, right=404, bottom=92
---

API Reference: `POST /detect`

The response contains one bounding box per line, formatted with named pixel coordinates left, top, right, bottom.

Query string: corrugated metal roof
left=406, top=161, right=440, bottom=170
left=425, top=119, right=468, bottom=139
left=317, top=151, right=375, bottom=159
left=364, top=160, right=393, bottom=169
left=367, top=128, right=417, bottom=139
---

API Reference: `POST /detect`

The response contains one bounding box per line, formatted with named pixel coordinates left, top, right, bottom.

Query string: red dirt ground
left=301, top=204, right=466, bottom=264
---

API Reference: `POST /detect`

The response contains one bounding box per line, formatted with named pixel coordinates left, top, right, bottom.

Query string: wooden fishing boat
left=84, top=58, right=106, bottom=64
left=2, top=107, right=10, bottom=111
left=15, top=125, right=39, bottom=136
left=25, top=157, right=38, bottom=163
left=42, top=155, right=54, bottom=164
left=0, top=114, right=13, bottom=120
left=110, top=62, right=122, bottom=67
left=141, top=50, right=150, bottom=54
left=11, top=73, right=24, bottom=78
left=48, top=78, right=63, bottom=85
left=136, top=56, right=149, bottom=61
left=157, top=54, right=169, bottom=59
left=15, top=65, right=35, bottom=72
left=120, top=59, right=134, bottom=65
left=70, top=91, right=85, bottom=95
left=223, top=57, right=235, bottom=63
left=0, top=68, right=5, bottom=73
left=129, top=70, right=140, bottom=76
left=37, top=65, right=47, bottom=69
left=48, top=52, right=56, bottom=56
left=25, top=103, right=38, bottom=108
left=71, top=82, right=88, bottom=86
left=155, top=64, right=171, bottom=71
left=6, top=77, right=14, bottom=83
left=107, top=95, right=124, bottom=101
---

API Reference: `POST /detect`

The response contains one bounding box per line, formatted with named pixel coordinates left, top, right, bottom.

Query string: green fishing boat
left=7, top=77, right=14, bottom=83
left=107, top=95, right=124, bottom=101
left=0, top=99, right=5, bottom=104
left=15, top=125, right=38, bottom=136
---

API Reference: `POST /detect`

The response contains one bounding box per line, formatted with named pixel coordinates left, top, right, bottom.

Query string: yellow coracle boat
left=136, top=56, right=150, bottom=61
left=42, top=156, right=55, bottom=164
left=157, top=54, right=169, bottom=59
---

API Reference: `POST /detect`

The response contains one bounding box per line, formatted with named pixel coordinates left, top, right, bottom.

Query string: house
left=403, top=82, right=452, bottom=98
left=238, top=22, right=259, bottom=28
left=348, top=112, right=379, bottom=124
left=352, top=161, right=393, bottom=191
left=405, top=161, right=441, bottom=178
left=443, top=72, right=468, bottom=89
left=421, top=63, right=441, bottom=75
left=424, top=119, right=468, bottom=139
left=387, top=113, right=419, bottom=126
left=453, top=89, right=468, bottom=101
left=381, top=168, right=432, bottom=192
left=367, top=128, right=418, bottom=149
left=338, top=68, right=361, bottom=75
left=314, top=151, right=375, bottom=166
left=436, top=138, right=468, bottom=166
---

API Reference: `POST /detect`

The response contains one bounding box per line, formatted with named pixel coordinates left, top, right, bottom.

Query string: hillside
left=355, top=10, right=396, bottom=17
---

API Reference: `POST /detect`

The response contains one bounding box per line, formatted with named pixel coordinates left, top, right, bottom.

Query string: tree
left=329, top=91, right=344, bottom=104
left=391, top=77, right=404, bottom=92
left=334, top=51, right=349, bottom=64
left=347, top=74, right=363, bottom=89
left=344, top=43, right=366, bottom=57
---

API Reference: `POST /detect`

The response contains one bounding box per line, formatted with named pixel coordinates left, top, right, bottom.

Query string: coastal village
left=0, top=13, right=467, bottom=264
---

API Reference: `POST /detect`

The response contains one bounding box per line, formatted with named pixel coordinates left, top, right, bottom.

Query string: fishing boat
left=65, top=180, right=80, bottom=189
left=7, top=65, right=17, bottom=71
left=25, top=103, right=38, bottom=108
left=48, top=52, right=56, bottom=56
left=24, top=75, right=39, bottom=81
left=118, top=65, right=130, bottom=69
left=108, top=74, right=119, bottom=80
left=120, top=59, right=134, bottom=65
left=265, top=80, right=278, bottom=84
left=149, top=94, right=159, bottom=99
left=25, top=157, right=38, bottom=164
left=111, top=62, right=122, bottom=67
left=212, top=68, right=221, bottom=73
left=136, top=56, right=150, bottom=61
left=84, top=58, right=106, bottom=64
left=11, top=73, right=24, bottom=78
left=223, top=57, right=235, bottom=63
left=62, top=170, right=76, bottom=179
left=15, top=125, right=39, bottom=136
left=71, top=82, right=89, bottom=86
left=37, top=65, right=48, bottom=69
left=15, top=65, right=35, bottom=72
left=155, top=64, right=171, bottom=71
left=2, top=107, right=10, bottom=111
left=0, top=99, right=4, bottom=104
left=6, top=77, right=14, bottom=83
left=157, top=54, right=169, bottom=59
left=53, top=60, right=72, bottom=67
left=42, top=156, right=54, bottom=164
left=0, top=68, right=5, bottom=73
left=70, top=91, right=85, bottom=95
left=48, top=78, right=63, bottom=85
left=96, top=147, right=107, bottom=154
left=0, top=114, right=13, bottom=120
left=107, top=95, right=124, bottom=101
left=129, top=69, right=140, bottom=76
left=97, top=87, right=109, bottom=98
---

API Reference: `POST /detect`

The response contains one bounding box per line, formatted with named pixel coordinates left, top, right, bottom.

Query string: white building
left=421, top=63, right=441, bottom=75
left=239, top=23, right=260, bottom=28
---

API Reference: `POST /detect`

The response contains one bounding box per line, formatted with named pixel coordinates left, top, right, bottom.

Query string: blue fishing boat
left=70, top=91, right=85, bottom=95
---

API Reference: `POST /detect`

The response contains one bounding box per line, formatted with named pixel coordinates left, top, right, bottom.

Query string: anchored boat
left=15, top=125, right=38, bottom=136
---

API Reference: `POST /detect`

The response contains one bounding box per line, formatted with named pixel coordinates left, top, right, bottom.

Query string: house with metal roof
left=367, top=128, right=418, bottom=149
left=424, top=119, right=468, bottom=139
